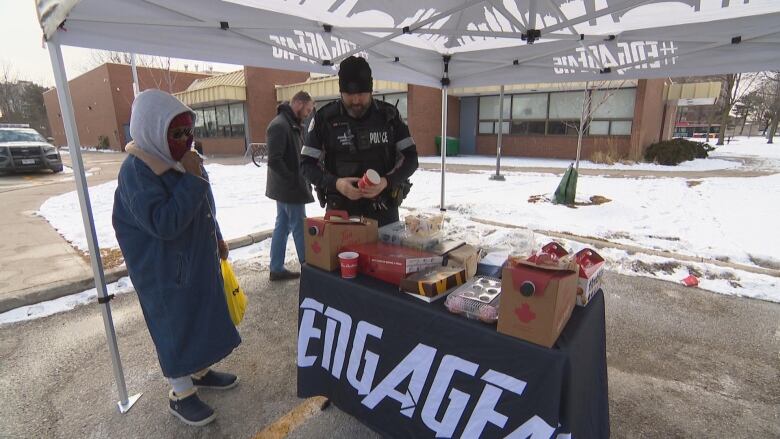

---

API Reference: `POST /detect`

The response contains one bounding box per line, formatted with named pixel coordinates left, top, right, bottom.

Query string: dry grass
left=78, top=247, right=125, bottom=270
left=589, top=145, right=627, bottom=165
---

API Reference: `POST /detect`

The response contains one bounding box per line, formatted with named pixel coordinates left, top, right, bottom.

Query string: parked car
left=0, top=124, right=63, bottom=173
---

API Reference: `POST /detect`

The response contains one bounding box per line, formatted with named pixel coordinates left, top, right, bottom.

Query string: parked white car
left=0, top=124, right=63, bottom=173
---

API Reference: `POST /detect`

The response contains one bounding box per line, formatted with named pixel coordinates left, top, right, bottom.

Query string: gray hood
left=129, top=89, right=194, bottom=170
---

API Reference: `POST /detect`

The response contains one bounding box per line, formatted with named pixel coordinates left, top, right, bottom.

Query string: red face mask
left=167, top=112, right=194, bottom=161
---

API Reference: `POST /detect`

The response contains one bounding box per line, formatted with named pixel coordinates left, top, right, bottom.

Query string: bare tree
left=563, top=80, right=628, bottom=169
left=716, top=73, right=759, bottom=145
left=760, top=72, right=780, bottom=144
left=0, top=60, right=19, bottom=119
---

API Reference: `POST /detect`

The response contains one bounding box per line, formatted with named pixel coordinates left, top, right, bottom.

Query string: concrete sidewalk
left=0, top=265, right=777, bottom=438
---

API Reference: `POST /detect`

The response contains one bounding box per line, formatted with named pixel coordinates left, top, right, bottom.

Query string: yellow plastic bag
left=221, top=259, right=247, bottom=325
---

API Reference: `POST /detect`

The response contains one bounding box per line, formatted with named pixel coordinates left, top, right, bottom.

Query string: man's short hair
left=291, top=91, right=312, bottom=103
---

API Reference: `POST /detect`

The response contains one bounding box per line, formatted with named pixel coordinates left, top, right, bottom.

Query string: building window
left=591, top=89, right=635, bottom=119
left=588, top=120, right=610, bottom=135
left=215, top=105, right=231, bottom=137
left=229, top=104, right=245, bottom=137
left=547, top=121, right=579, bottom=136
left=511, top=121, right=546, bottom=135
left=610, top=120, right=633, bottom=135
left=478, top=121, right=495, bottom=134
left=193, top=109, right=206, bottom=138
left=192, top=103, right=246, bottom=138
left=477, top=88, right=635, bottom=137
left=549, top=91, right=585, bottom=120
left=201, top=107, right=217, bottom=138
left=511, top=93, right=547, bottom=120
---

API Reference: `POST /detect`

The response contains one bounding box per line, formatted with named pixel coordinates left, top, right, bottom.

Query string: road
left=0, top=152, right=126, bottom=309
left=0, top=267, right=777, bottom=438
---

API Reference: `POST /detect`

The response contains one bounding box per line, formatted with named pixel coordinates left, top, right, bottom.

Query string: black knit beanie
left=338, top=56, right=373, bottom=93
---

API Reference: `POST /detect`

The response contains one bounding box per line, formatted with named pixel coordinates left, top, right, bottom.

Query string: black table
left=297, top=265, right=609, bottom=438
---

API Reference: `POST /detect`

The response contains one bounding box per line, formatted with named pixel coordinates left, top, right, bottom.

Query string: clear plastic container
left=444, top=276, right=501, bottom=324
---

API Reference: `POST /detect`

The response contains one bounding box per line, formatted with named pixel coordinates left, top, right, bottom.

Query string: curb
left=0, top=230, right=273, bottom=314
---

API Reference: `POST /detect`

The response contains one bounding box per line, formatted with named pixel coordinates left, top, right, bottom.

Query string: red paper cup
left=338, top=251, right=359, bottom=279
left=358, top=169, right=380, bottom=190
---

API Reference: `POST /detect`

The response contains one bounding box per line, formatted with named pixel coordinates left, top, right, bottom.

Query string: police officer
left=300, top=56, right=418, bottom=226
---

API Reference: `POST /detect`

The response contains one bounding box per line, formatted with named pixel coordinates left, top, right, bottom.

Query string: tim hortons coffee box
left=342, top=242, right=443, bottom=286
left=304, top=211, right=378, bottom=272
left=498, top=260, right=578, bottom=348
left=574, top=248, right=605, bottom=306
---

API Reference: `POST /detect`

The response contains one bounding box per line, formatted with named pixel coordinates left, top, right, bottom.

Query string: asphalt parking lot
left=1, top=264, right=777, bottom=438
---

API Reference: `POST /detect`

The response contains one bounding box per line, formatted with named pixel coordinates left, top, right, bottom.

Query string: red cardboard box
left=574, top=248, right=605, bottom=306
left=304, top=211, right=378, bottom=272
left=498, top=260, right=577, bottom=348
left=343, top=243, right=443, bottom=286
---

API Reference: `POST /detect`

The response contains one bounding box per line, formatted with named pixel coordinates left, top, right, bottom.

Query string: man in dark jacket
left=266, top=91, right=315, bottom=281
left=300, top=56, right=418, bottom=226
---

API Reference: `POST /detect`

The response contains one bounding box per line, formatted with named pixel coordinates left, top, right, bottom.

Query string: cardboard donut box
left=497, top=258, right=578, bottom=348
left=304, top=212, right=378, bottom=272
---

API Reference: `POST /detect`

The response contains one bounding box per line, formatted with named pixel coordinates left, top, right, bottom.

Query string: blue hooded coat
left=112, top=90, right=240, bottom=378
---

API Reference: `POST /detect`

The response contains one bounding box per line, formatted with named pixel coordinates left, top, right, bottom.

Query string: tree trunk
left=768, top=114, right=779, bottom=144
left=740, top=112, right=749, bottom=136
left=717, top=104, right=730, bottom=145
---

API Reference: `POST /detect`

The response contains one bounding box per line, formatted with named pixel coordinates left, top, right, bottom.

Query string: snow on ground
left=419, top=136, right=780, bottom=172
left=418, top=154, right=741, bottom=172
left=709, top=136, right=780, bottom=171
left=38, top=163, right=326, bottom=251
left=36, top=139, right=780, bottom=306
left=0, top=277, right=135, bottom=325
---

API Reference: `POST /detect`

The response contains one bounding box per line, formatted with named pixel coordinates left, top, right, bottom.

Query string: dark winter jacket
left=112, top=90, right=240, bottom=378
left=265, top=103, right=314, bottom=204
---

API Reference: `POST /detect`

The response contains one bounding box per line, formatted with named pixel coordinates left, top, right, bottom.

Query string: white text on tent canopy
left=270, top=30, right=369, bottom=63
left=553, top=41, right=678, bottom=75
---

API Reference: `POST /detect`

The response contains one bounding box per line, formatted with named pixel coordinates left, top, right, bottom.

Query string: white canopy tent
left=35, top=0, right=780, bottom=412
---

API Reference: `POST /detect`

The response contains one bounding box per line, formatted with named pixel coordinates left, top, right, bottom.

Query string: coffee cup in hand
left=357, top=169, right=380, bottom=190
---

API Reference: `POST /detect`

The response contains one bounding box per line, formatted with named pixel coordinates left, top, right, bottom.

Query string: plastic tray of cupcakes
left=444, top=276, right=501, bottom=324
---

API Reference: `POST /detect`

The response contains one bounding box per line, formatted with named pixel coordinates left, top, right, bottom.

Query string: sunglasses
left=170, top=126, right=193, bottom=140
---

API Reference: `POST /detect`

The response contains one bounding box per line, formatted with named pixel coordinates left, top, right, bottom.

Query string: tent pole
left=440, top=85, right=448, bottom=211
left=130, top=53, right=140, bottom=97
left=490, top=85, right=506, bottom=181
left=47, top=38, right=141, bottom=414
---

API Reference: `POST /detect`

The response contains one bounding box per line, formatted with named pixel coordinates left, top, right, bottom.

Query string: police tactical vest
left=320, top=100, right=397, bottom=185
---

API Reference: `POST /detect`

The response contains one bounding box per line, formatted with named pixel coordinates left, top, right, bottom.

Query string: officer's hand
left=336, top=177, right=362, bottom=201
left=360, top=177, right=388, bottom=199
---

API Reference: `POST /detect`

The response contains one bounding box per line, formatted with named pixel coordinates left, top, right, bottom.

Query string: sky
left=0, top=1, right=239, bottom=87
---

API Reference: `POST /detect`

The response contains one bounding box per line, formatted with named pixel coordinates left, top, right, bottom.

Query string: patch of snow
left=0, top=277, right=135, bottom=326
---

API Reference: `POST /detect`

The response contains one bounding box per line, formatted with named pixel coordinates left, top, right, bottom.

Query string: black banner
left=297, top=265, right=609, bottom=438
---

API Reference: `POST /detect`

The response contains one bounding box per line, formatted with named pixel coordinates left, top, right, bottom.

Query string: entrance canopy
left=37, top=0, right=780, bottom=88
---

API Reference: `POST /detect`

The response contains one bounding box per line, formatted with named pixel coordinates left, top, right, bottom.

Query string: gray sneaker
left=168, top=389, right=216, bottom=426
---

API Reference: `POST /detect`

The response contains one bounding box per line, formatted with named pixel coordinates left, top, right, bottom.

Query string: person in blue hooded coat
left=112, top=89, right=241, bottom=426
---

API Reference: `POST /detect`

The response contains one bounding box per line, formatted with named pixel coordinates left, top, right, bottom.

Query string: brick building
left=43, top=63, right=212, bottom=150
left=46, top=62, right=695, bottom=160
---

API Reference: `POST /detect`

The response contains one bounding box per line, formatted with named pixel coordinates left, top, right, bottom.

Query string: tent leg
left=48, top=38, right=141, bottom=414
left=440, top=86, right=448, bottom=212
left=490, top=84, right=506, bottom=181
